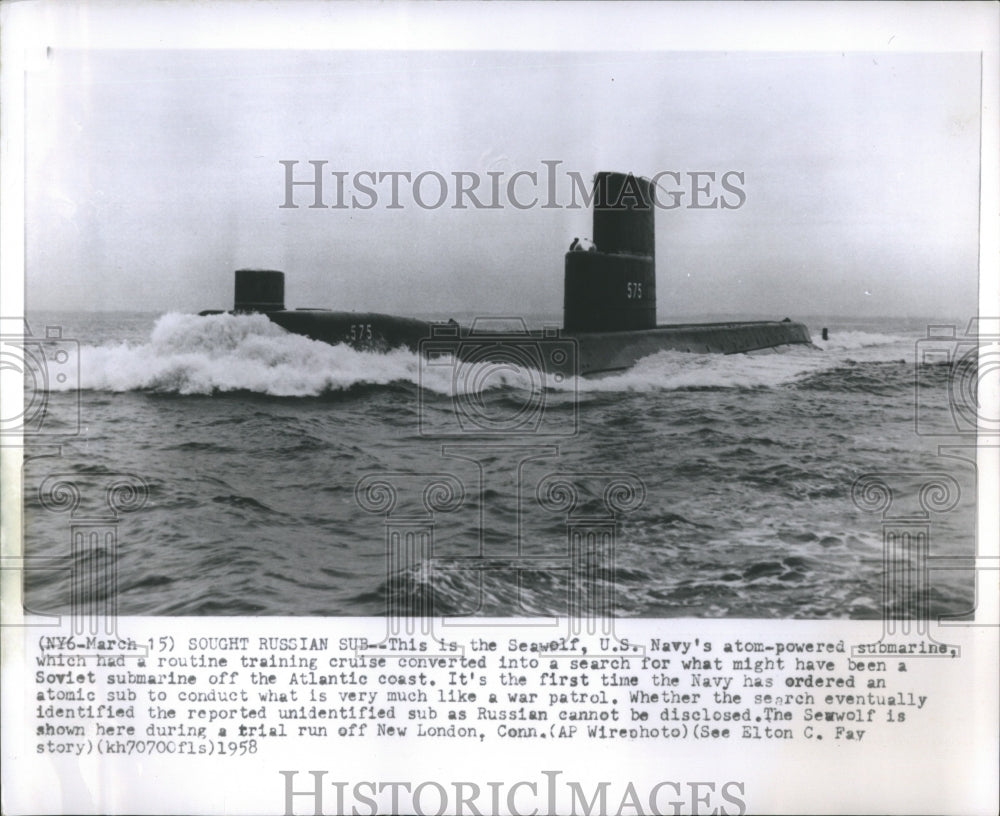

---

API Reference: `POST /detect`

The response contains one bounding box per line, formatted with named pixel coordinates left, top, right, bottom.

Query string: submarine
left=201, top=171, right=814, bottom=376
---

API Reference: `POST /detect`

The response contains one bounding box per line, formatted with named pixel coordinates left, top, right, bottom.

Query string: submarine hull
left=570, top=320, right=813, bottom=375
left=267, top=310, right=434, bottom=353
left=260, top=309, right=813, bottom=376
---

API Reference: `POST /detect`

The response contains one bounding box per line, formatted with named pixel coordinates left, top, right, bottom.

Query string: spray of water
left=58, top=313, right=915, bottom=396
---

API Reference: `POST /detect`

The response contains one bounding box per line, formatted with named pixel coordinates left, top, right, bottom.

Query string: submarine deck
left=249, top=309, right=815, bottom=377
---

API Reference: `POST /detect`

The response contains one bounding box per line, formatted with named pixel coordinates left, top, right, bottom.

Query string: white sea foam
left=62, top=313, right=417, bottom=396
left=561, top=329, right=914, bottom=393
left=60, top=312, right=916, bottom=396
left=812, top=330, right=912, bottom=353
left=566, top=349, right=824, bottom=393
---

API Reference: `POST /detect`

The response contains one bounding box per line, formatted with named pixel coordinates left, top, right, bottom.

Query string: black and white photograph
left=2, top=3, right=997, bottom=815
left=15, top=47, right=984, bottom=620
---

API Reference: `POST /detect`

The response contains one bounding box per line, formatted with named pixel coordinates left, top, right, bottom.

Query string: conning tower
left=234, top=268, right=285, bottom=313
left=563, top=172, right=657, bottom=332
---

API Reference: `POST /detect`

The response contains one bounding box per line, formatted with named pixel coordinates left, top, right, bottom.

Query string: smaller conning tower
left=563, top=171, right=657, bottom=333
left=234, top=268, right=285, bottom=313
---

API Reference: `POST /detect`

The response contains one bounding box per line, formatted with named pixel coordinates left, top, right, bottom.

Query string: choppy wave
left=59, top=312, right=918, bottom=397
left=62, top=313, right=421, bottom=396
left=24, top=310, right=976, bottom=618
left=813, top=330, right=911, bottom=352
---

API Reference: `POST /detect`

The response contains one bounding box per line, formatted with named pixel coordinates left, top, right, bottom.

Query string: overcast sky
left=25, top=48, right=981, bottom=319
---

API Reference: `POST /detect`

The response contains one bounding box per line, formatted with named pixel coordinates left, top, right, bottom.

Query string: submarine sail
left=564, top=172, right=657, bottom=333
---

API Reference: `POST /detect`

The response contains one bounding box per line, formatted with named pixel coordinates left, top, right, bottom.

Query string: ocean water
left=20, top=310, right=977, bottom=618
